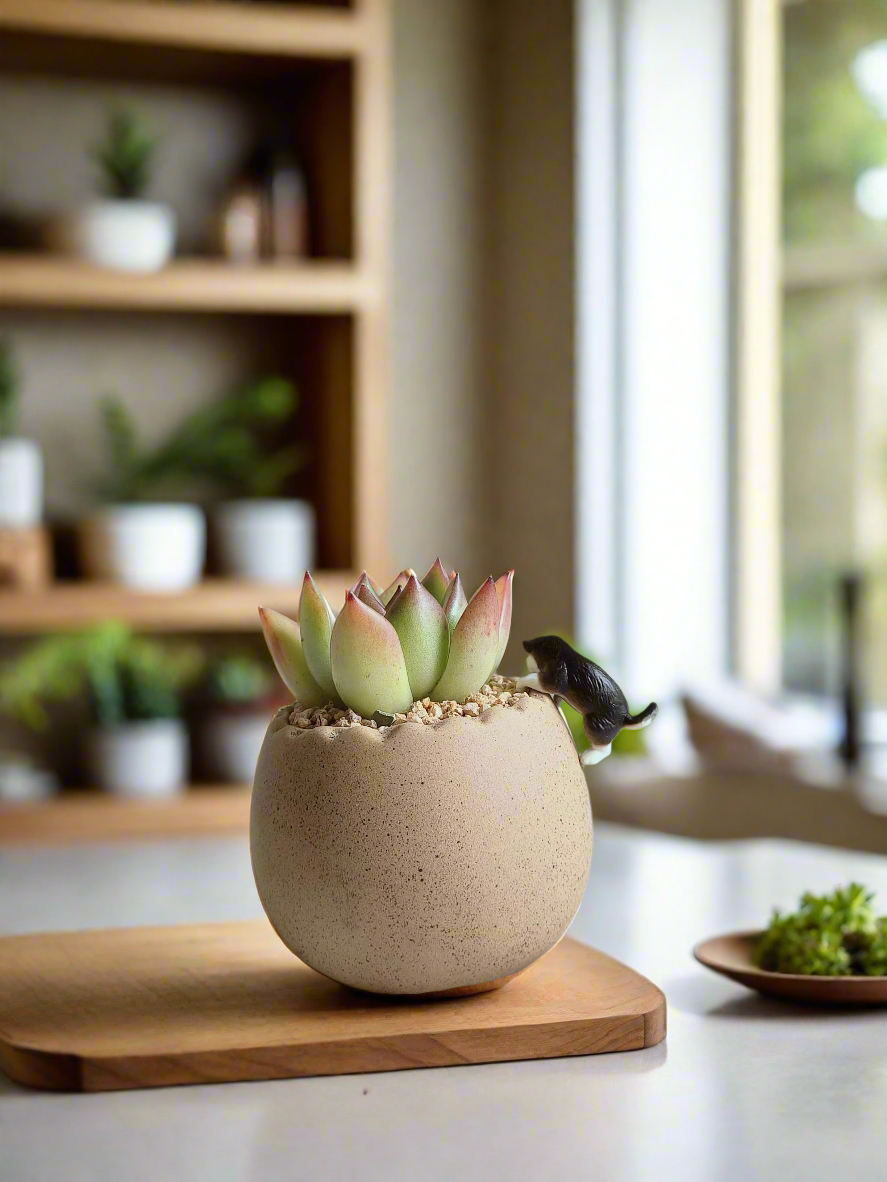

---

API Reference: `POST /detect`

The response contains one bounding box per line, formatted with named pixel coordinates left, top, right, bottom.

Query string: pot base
left=405, top=968, right=527, bottom=999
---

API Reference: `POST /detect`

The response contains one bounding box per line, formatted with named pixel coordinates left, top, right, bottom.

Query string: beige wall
left=388, top=0, right=487, bottom=588
left=391, top=0, right=576, bottom=660
left=484, top=0, right=576, bottom=664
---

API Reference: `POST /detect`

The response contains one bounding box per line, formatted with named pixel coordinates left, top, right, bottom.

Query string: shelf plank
left=0, top=574, right=356, bottom=633
left=0, top=1, right=366, bottom=61
left=0, top=787, right=251, bottom=845
left=0, top=257, right=371, bottom=315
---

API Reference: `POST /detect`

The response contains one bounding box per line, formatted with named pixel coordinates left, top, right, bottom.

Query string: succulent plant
left=0, top=340, right=18, bottom=437
left=260, top=561, right=514, bottom=719
left=93, top=108, right=156, bottom=200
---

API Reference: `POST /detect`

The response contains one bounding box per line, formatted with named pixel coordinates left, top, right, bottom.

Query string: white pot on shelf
left=79, top=503, right=206, bottom=592
left=214, top=499, right=315, bottom=584
left=88, top=719, right=188, bottom=798
left=0, top=438, right=43, bottom=527
left=65, top=200, right=176, bottom=273
left=200, top=709, right=271, bottom=784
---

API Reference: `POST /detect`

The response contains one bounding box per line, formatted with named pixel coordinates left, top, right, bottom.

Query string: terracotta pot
left=250, top=691, right=592, bottom=996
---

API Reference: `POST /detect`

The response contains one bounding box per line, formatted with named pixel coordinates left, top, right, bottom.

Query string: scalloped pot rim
left=266, top=688, right=559, bottom=747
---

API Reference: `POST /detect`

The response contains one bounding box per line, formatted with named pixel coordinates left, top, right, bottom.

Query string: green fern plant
left=207, top=653, right=274, bottom=706
left=0, top=623, right=203, bottom=730
left=93, top=108, right=155, bottom=200
left=96, top=377, right=305, bottom=503
left=0, top=340, right=19, bottom=437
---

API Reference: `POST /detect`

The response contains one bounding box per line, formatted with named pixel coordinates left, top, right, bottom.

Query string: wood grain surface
left=0, top=923, right=666, bottom=1091
left=0, top=788, right=251, bottom=846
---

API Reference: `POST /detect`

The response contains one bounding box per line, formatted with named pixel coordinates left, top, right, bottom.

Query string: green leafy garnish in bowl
left=755, top=883, right=887, bottom=976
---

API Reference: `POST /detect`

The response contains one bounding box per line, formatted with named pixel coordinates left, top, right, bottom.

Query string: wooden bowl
left=693, top=931, right=887, bottom=1005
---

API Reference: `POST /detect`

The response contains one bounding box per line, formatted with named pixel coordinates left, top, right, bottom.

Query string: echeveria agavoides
left=259, top=566, right=515, bottom=719
left=298, top=572, right=341, bottom=702
left=259, top=606, right=328, bottom=708
left=430, top=577, right=501, bottom=703
left=386, top=574, right=449, bottom=700
left=331, top=591, right=414, bottom=717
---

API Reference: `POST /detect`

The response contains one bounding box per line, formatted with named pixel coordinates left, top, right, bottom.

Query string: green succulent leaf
left=380, top=569, right=414, bottom=606
left=259, top=607, right=327, bottom=708
left=430, top=576, right=500, bottom=703
left=352, top=572, right=386, bottom=615
left=298, top=573, right=341, bottom=703
left=494, top=569, right=514, bottom=668
left=331, top=591, right=414, bottom=717
left=386, top=573, right=449, bottom=699
left=421, top=558, right=450, bottom=605
left=442, top=572, right=468, bottom=636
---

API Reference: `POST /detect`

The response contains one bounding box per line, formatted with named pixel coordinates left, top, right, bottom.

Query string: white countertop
left=2, top=822, right=887, bottom=1181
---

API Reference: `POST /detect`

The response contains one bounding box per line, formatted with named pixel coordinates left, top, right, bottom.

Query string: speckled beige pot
left=250, top=691, right=592, bottom=996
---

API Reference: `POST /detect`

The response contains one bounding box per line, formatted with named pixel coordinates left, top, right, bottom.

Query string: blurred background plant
left=205, top=651, right=275, bottom=708
left=0, top=340, right=18, bottom=436
left=93, top=107, right=155, bottom=201
left=96, top=375, right=305, bottom=503
left=0, top=622, right=203, bottom=729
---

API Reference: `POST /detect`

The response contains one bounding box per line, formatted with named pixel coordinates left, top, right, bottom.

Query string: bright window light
left=852, top=40, right=887, bottom=118
left=855, top=165, right=887, bottom=219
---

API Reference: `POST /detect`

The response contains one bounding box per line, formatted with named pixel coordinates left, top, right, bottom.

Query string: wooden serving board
left=0, top=921, right=666, bottom=1092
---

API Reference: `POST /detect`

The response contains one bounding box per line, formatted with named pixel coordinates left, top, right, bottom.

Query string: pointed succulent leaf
left=421, top=558, right=450, bottom=605
left=385, top=573, right=449, bottom=699
left=385, top=583, right=405, bottom=615
left=494, top=569, right=514, bottom=667
left=353, top=572, right=385, bottom=614
left=259, top=607, right=328, bottom=708
left=331, top=591, right=414, bottom=717
left=298, top=572, right=340, bottom=701
left=442, top=572, right=468, bottom=636
left=430, top=577, right=500, bottom=703
left=352, top=570, right=384, bottom=600
left=380, top=568, right=414, bottom=606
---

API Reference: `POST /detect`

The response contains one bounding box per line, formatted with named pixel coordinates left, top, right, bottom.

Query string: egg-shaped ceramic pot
left=250, top=691, right=592, bottom=996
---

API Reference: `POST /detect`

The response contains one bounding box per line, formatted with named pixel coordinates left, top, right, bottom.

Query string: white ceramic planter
left=79, top=503, right=206, bottom=592
left=88, top=719, right=188, bottom=798
left=0, top=438, right=43, bottom=527
left=201, top=709, right=270, bottom=783
left=67, top=200, right=176, bottom=273
left=214, top=499, right=315, bottom=584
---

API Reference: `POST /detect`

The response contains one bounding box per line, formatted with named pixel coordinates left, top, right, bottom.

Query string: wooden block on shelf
left=0, top=526, right=52, bottom=588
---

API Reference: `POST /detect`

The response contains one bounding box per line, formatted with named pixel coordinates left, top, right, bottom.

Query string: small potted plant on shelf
left=250, top=563, right=651, bottom=997
left=0, top=623, right=202, bottom=799
left=79, top=396, right=207, bottom=592
left=198, top=652, right=282, bottom=784
left=201, top=376, right=314, bottom=584
left=0, top=341, right=43, bottom=531
left=67, top=107, right=176, bottom=273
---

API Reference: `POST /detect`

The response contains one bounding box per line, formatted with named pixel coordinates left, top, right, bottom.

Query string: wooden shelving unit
left=0, top=0, right=390, bottom=838
left=0, top=0, right=367, bottom=61
left=0, top=786, right=251, bottom=845
left=0, top=573, right=356, bottom=633
left=0, top=257, right=376, bottom=315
